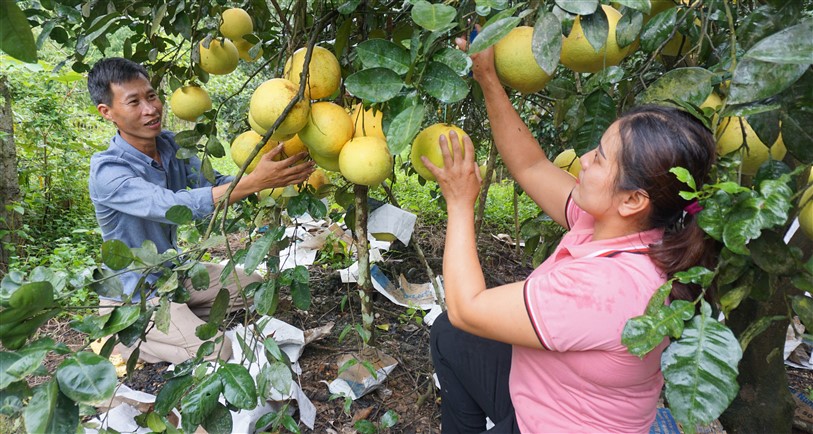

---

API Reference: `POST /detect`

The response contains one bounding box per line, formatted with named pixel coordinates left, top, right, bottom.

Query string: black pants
left=430, top=312, right=521, bottom=434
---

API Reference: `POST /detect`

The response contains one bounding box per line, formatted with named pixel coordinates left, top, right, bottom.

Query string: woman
left=424, top=37, right=718, bottom=433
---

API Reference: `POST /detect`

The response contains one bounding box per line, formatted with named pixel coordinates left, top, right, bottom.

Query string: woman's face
left=572, top=122, right=628, bottom=220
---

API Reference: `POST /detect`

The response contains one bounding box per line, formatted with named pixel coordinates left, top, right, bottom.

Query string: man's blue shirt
left=89, top=131, right=233, bottom=300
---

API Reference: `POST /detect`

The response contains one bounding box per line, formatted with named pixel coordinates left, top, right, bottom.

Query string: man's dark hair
left=87, top=57, right=150, bottom=106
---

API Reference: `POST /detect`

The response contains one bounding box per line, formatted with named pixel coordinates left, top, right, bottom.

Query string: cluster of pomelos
left=494, top=2, right=785, bottom=181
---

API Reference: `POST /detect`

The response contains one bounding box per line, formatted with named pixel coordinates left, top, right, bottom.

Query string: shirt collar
left=111, top=132, right=168, bottom=167
left=561, top=227, right=664, bottom=259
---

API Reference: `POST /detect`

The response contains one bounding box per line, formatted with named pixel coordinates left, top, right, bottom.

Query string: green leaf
left=555, top=0, right=599, bottom=15
left=580, top=5, right=609, bottom=53
left=469, top=17, right=522, bottom=55
left=674, top=266, right=715, bottom=289
left=244, top=232, right=275, bottom=275
left=411, top=0, right=457, bottom=32
left=572, top=91, right=615, bottom=155
left=744, top=20, right=813, bottom=65
left=189, top=262, right=210, bottom=290
left=750, top=231, right=796, bottom=275
left=616, top=9, right=643, bottom=48
left=180, top=373, right=223, bottom=425
left=380, top=409, right=399, bottom=428
left=99, top=305, right=141, bottom=337
left=268, top=360, right=292, bottom=395
left=670, top=167, right=696, bottom=191
left=640, top=7, right=677, bottom=53
left=386, top=103, right=425, bottom=156
left=9, top=281, right=54, bottom=309
left=746, top=110, right=782, bottom=150
left=289, top=269, right=311, bottom=311
left=356, top=39, right=410, bottom=75
left=55, top=352, right=117, bottom=405
left=345, top=68, right=404, bottom=103
left=201, top=402, right=233, bottom=434
left=727, top=58, right=807, bottom=105
left=738, top=315, right=785, bottom=353
left=0, top=379, right=31, bottom=416
left=420, top=62, right=469, bottom=104
left=23, top=380, right=78, bottom=434
left=612, top=0, right=651, bottom=13
left=645, top=281, right=673, bottom=316
left=532, top=10, right=562, bottom=76
left=622, top=300, right=694, bottom=357
left=166, top=205, right=193, bottom=225
left=255, top=280, right=279, bottom=316
left=719, top=285, right=750, bottom=319
left=118, top=307, right=153, bottom=347
left=0, top=350, right=47, bottom=389
left=792, top=296, right=813, bottom=332
left=220, top=363, right=258, bottom=410
left=155, top=375, right=195, bottom=416
left=355, top=420, right=376, bottom=434
left=155, top=297, right=171, bottom=334
left=637, top=67, right=715, bottom=107
left=0, top=1, right=38, bottom=63
left=101, top=239, right=134, bottom=271
left=661, top=301, right=742, bottom=428
left=780, top=104, right=813, bottom=165
left=432, top=47, right=472, bottom=76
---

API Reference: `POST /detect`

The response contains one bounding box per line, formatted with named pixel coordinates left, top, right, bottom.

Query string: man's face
left=97, top=75, right=163, bottom=147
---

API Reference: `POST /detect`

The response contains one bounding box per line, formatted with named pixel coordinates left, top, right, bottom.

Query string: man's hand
left=248, top=144, right=314, bottom=190
left=213, top=145, right=315, bottom=205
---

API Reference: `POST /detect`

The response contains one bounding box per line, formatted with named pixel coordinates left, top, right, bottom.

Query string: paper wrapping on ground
left=326, top=348, right=398, bottom=400
left=367, top=204, right=416, bottom=245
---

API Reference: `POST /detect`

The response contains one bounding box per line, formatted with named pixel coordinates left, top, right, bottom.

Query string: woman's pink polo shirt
left=510, top=199, right=669, bottom=433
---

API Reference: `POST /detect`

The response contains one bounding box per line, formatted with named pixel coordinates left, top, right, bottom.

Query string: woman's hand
left=422, top=130, right=482, bottom=211
left=455, top=25, right=499, bottom=88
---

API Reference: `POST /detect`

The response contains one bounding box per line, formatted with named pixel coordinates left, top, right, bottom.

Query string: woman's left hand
left=422, top=130, right=482, bottom=210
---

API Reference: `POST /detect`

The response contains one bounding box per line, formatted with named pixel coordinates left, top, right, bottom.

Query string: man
left=88, top=57, right=314, bottom=364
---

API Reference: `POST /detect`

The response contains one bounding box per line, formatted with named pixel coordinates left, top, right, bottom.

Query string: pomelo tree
left=1, top=0, right=812, bottom=432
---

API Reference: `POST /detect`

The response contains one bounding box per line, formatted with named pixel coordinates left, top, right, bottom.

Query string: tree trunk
left=718, top=287, right=795, bottom=433
left=354, top=184, right=375, bottom=345
left=0, top=76, right=21, bottom=276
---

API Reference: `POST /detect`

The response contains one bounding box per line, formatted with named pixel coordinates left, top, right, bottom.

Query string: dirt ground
left=20, top=222, right=813, bottom=433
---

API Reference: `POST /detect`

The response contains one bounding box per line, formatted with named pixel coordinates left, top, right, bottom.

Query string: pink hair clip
left=684, top=200, right=703, bottom=216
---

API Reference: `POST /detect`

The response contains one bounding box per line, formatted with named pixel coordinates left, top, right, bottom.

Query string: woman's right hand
left=455, top=26, right=499, bottom=87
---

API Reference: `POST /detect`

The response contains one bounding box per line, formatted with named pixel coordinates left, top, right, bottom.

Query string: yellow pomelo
left=561, top=5, right=630, bottom=73
left=339, top=136, right=393, bottom=186
left=410, top=123, right=467, bottom=182
left=235, top=38, right=262, bottom=62
left=351, top=104, right=386, bottom=140
left=199, top=39, right=239, bottom=75
left=701, top=92, right=722, bottom=111
left=248, top=111, right=266, bottom=135
left=552, top=149, right=582, bottom=178
left=310, top=151, right=341, bottom=172
left=494, top=26, right=552, bottom=94
left=249, top=78, right=310, bottom=140
left=284, top=46, right=341, bottom=100
left=479, top=163, right=497, bottom=183
left=230, top=131, right=277, bottom=173
left=298, top=101, right=354, bottom=158
left=280, top=134, right=308, bottom=158
left=169, top=86, right=212, bottom=122
left=307, top=168, right=329, bottom=190
left=220, top=8, right=253, bottom=41
left=258, top=187, right=284, bottom=201
left=661, top=33, right=691, bottom=57
left=799, top=171, right=813, bottom=240
left=716, top=117, right=786, bottom=175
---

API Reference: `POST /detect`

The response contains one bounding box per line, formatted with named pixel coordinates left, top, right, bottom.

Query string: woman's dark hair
left=87, top=57, right=150, bottom=106
left=615, top=105, right=718, bottom=302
